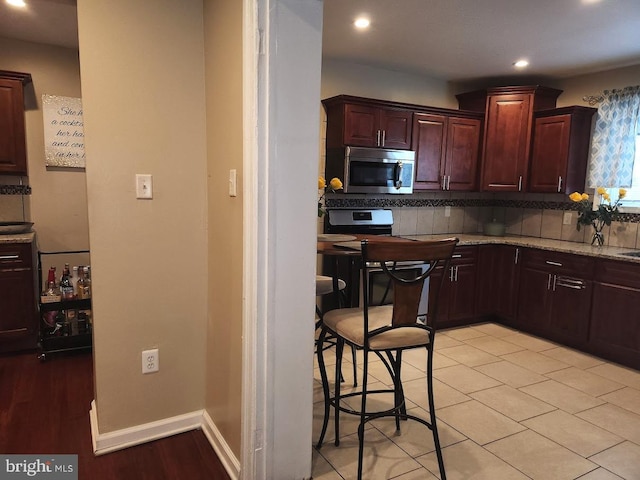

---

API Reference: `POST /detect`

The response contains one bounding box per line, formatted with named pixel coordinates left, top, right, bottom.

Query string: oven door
left=364, top=262, right=430, bottom=317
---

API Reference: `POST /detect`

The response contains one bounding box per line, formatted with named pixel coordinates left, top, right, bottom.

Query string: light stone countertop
left=400, top=233, right=640, bottom=264
left=0, top=232, right=35, bottom=244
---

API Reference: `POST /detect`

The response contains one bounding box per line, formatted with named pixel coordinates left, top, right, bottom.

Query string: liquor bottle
left=71, top=266, right=79, bottom=297
left=84, top=266, right=92, bottom=298
left=60, top=263, right=74, bottom=300
left=45, top=266, right=59, bottom=296
left=77, top=267, right=86, bottom=299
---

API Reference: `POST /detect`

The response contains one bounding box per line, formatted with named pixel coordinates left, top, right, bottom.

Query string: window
left=606, top=134, right=640, bottom=211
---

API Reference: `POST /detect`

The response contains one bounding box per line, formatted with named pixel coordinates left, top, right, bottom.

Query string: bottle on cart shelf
left=60, top=263, right=74, bottom=300
left=77, top=266, right=91, bottom=299
left=44, top=266, right=59, bottom=296
left=85, top=266, right=91, bottom=295
left=71, top=265, right=79, bottom=297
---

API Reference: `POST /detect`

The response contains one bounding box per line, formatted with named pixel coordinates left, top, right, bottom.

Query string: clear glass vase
left=591, top=228, right=605, bottom=247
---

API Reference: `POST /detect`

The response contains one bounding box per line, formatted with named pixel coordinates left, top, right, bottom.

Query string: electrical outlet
left=142, top=348, right=159, bottom=374
left=563, top=211, right=573, bottom=225
left=444, top=206, right=451, bottom=217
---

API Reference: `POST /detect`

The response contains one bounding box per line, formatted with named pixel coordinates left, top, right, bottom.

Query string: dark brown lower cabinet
left=422, top=242, right=640, bottom=371
left=476, top=245, right=521, bottom=324
left=589, top=259, right=640, bottom=370
left=0, top=242, right=38, bottom=353
left=515, top=249, right=593, bottom=348
left=429, top=246, right=478, bottom=329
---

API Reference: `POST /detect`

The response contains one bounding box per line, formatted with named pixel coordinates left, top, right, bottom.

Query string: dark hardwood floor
left=0, top=350, right=231, bottom=480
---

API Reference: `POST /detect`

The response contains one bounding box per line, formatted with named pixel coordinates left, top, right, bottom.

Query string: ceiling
left=1, top=0, right=640, bottom=83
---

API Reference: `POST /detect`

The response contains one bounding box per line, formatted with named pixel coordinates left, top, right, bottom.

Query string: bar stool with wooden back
left=316, top=237, right=459, bottom=480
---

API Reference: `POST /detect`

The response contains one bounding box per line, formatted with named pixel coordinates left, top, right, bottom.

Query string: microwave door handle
left=394, top=161, right=403, bottom=189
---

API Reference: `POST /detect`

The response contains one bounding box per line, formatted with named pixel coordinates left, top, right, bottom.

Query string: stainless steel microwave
left=326, top=146, right=415, bottom=194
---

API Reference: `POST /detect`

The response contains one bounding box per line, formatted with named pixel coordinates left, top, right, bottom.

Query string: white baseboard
left=201, top=410, right=241, bottom=480
left=89, top=401, right=240, bottom=479
left=89, top=400, right=203, bottom=456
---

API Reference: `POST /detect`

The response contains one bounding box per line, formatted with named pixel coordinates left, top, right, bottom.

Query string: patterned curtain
left=588, top=85, right=640, bottom=188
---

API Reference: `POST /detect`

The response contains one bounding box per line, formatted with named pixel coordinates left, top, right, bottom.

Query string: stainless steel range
left=323, top=209, right=429, bottom=316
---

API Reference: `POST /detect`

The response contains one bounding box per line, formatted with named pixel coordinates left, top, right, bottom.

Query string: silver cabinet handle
left=556, top=276, right=586, bottom=288
left=556, top=281, right=586, bottom=290
left=449, top=266, right=454, bottom=282
left=518, top=175, right=523, bottom=191
left=547, top=273, right=552, bottom=290
left=376, top=130, right=381, bottom=147
left=446, top=175, right=451, bottom=190
left=545, top=260, right=563, bottom=267
left=381, top=130, right=386, bottom=147
left=452, top=254, right=462, bottom=259
left=557, top=176, right=563, bottom=192
left=0, top=255, right=19, bottom=260
left=454, top=265, right=459, bottom=282
left=442, top=175, right=447, bottom=190
left=514, top=248, right=520, bottom=264
left=552, top=274, right=557, bottom=291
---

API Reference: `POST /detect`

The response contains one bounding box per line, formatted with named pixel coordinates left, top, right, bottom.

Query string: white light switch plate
left=136, top=174, right=153, bottom=199
left=563, top=211, right=572, bottom=225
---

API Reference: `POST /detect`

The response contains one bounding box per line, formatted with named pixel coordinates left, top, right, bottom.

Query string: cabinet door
left=449, top=262, right=477, bottom=322
left=529, top=114, right=571, bottom=193
left=0, top=268, right=38, bottom=352
left=412, top=113, right=446, bottom=190
left=343, top=103, right=379, bottom=147
left=428, top=265, right=451, bottom=327
left=0, top=78, right=28, bottom=175
left=475, top=245, right=498, bottom=317
left=516, top=265, right=551, bottom=334
left=379, top=109, right=412, bottom=149
left=589, top=259, right=640, bottom=369
left=445, top=116, right=481, bottom=191
left=590, top=282, right=640, bottom=370
left=481, top=93, right=532, bottom=191
left=549, top=276, right=591, bottom=345
left=494, top=246, right=521, bottom=323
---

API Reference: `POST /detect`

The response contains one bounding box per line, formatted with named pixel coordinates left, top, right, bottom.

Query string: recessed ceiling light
left=354, top=17, right=370, bottom=29
left=513, top=59, right=529, bottom=69
left=6, top=0, right=26, bottom=7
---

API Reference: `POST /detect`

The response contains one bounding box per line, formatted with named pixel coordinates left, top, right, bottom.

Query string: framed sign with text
left=42, top=94, right=85, bottom=168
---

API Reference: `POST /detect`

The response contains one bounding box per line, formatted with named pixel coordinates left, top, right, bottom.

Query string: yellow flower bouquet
left=318, top=176, right=343, bottom=217
left=569, top=187, right=626, bottom=246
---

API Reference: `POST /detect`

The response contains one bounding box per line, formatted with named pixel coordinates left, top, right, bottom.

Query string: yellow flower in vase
left=318, top=175, right=343, bottom=217
left=568, top=187, right=624, bottom=246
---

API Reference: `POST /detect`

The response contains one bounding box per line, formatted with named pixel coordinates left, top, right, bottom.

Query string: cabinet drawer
left=450, top=245, right=477, bottom=265
left=595, top=258, right=640, bottom=289
left=0, top=243, right=32, bottom=270
left=521, top=248, right=593, bottom=277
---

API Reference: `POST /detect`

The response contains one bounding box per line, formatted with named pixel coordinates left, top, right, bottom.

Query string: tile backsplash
left=0, top=179, right=30, bottom=222
left=326, top=191, right=640, bottom=249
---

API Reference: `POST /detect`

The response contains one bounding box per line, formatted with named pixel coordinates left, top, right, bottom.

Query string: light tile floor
left=312, top=323, right=640, bottom=480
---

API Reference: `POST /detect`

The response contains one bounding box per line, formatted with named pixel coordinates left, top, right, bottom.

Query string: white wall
left=262, top=1, right=324, bottom=478
left=556, top=64, right=640, bottom=106
left=0, top=37, right=88, bottom=255
left=77, top=0, right=208, bottom=432
left=322, top=58, right=454, bottom=108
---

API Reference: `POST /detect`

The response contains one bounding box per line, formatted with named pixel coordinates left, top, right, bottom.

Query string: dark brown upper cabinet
left=528, top=106, right=597, bottom=194
left=457, top=86, right=562, bottom=192
left=412, top=112, right=482, bottom=191
left=0, top=71, right=32, bottom=176
left=323, top=95, right=413, bottom=150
